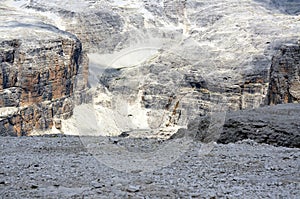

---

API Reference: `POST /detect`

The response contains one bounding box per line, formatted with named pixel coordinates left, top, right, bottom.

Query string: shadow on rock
left=172, top=104, right=300, bottom=148
left=253, top=0, right=300, bottom=15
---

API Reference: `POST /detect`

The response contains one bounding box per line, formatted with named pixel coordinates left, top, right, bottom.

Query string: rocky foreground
left=0, top=136, right=299, bottom=198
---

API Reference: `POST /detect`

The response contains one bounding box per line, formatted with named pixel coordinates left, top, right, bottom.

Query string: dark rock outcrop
left=220, top=104, right=300, bottom=148
left=178, top=104, right=300, bottom=148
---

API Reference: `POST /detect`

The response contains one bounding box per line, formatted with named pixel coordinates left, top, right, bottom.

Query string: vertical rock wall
left=267, top=43, right=300, bottom=105
left=0, top=36, right=89, bottom=136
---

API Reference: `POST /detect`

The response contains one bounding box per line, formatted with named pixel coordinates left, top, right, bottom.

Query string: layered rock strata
left=267, top=43, right=300, bottom=104
left=0, top=6, right=88, bottom=136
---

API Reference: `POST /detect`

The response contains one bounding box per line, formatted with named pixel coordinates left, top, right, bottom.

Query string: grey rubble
left=0, top=136, right=299, bottom=198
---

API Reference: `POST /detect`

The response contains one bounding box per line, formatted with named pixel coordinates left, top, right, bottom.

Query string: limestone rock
left=126, top=185, right=141, bottom=193
left=267, top=43, right=300, bottom=104
left=0, top=4, right=89, bottom=136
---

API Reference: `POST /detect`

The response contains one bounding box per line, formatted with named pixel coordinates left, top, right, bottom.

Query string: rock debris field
left=0, top=136, right=299, bottom=198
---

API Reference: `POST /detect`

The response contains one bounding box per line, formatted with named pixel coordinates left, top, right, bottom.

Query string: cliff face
left=267, top=43, right=300, bottom=104
left=0, top=6, right=88, bottom=136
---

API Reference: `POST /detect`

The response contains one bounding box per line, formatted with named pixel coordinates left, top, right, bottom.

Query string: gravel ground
left=0, top=136, right=299, bottom=198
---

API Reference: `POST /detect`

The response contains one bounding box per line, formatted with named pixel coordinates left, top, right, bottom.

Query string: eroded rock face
left=0, top=98, right=74, bottom=136
left=0, top=38, right=83, bottom=106
left=267, top=43, right=300, bottom=104
left=0, top=5, right=89, bottom=136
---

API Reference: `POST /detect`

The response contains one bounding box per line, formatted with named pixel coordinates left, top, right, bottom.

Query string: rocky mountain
left=0, top=1, right=299, bottom=198
left=0, top=0, right=299, bottom=139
